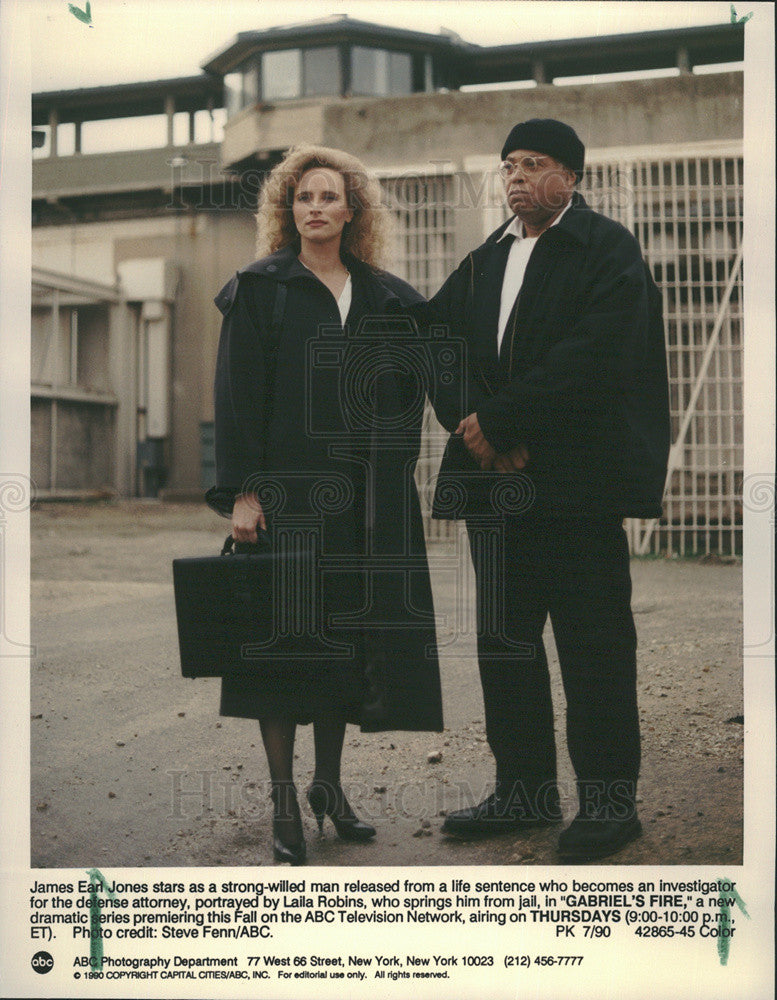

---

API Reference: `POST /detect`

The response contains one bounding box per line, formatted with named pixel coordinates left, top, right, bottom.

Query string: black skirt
left=220, top=648, right=365, bottom=723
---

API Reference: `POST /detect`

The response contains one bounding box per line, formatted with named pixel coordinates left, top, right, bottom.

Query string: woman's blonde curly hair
left=255, top=145, right=392, bottom=269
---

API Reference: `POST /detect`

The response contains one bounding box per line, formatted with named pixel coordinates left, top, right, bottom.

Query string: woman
left=206, top=146, right=442, bottom=865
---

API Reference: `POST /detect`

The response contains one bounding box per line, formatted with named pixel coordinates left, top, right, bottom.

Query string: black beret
left=501, top=118, right=585, bottom=179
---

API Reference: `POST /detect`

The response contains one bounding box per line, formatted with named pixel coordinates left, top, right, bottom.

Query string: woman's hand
left=231, top=492, right=266, bottom=543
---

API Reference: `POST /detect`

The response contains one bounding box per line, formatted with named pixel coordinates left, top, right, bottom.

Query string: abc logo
left=31, top=951, right=54, bottom=974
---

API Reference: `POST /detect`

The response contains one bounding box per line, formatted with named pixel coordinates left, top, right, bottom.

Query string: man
left=427, top=119, right=670, bottom=861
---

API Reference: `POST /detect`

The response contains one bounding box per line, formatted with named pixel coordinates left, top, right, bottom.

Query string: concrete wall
left=77, top=306, right=111, bottom=391
left=33, top=143, right=222, bottom=199
left=30, top=400, right=52, bottom=491
left=322, top=72, right=743, bottom=169
left=221, top=101, right=329, bottom=167
left=31, top=398, right=116, bottom=493
left=33, top=217, right=180, bottom=285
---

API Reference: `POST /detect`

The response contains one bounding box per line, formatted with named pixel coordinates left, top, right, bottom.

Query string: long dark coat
left=206, top=245, right=442, bottom=733
left=426, top=191, right=671, bottom=522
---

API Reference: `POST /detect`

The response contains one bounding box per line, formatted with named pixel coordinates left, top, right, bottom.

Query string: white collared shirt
left=495, top=199, right=573, bottom=353
left=337, top=273, right=352, bottom=324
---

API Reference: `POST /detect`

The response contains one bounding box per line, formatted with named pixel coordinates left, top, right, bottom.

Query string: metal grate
left=582, top=153, right=744, bottom=555
left=382, top=174, right=457, bottom=298
left=383, top=174, right=458, bottom=542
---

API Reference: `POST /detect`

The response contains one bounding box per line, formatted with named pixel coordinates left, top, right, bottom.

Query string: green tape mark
left=85, top=868, right=116, bottom=968
left=68, top=2, right=93, bottom=27
left=729, top=5, right=753, bottom=24
left=717, top=878, right=750, bottom=966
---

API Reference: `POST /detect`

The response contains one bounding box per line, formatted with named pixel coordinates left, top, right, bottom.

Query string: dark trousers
left=466, top=516, right=640, bottom=819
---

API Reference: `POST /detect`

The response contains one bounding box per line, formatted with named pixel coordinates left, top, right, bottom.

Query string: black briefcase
left=172, top=534, right=277, bottom=678
left=172, top=533, right=350, bottom=677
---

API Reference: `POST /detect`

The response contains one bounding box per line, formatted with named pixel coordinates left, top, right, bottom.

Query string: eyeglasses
left=498, top=155, right=551, bottom=178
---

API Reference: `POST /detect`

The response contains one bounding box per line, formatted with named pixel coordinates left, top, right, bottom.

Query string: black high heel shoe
left=306, top=782, right=376, bottom=842
left=270, top=784, right=307, bottom=865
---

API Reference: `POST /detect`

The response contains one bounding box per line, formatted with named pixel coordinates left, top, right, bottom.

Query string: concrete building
left=31, top=17, right=745, bottom=554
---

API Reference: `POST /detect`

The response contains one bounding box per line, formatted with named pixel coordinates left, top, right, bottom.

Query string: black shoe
left=270, top=784, right=307, bottom=865
left=307, top=782, right=376, bottom=842
left=557, top=813, right=642, bottom=861
left=441, top=792, right=562, bottom=841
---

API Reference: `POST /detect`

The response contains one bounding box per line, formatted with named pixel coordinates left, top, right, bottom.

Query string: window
left=261, top=47, right=340, bottom=100
left=262, top=49, right=302, bottom=101
left=224, top=72, right=244, bottom=118
left=228, top=45, right=418, bottom=106
left=303, top=47, right=340, bottom=96
left=351, top=47, right=413, bottom=96
left=243, top=63, right=260, bottom=106
left=224, top=62, right=260, bottom=117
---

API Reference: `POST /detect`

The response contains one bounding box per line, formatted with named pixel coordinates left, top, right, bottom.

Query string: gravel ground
left=29, top=500, right=743, bottom=868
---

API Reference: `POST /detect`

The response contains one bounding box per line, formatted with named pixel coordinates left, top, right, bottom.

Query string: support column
left=340, top=43, right=351, bottom=96
left=69, top=310, right=78, bottom=384
left=116, top=260, right=178, bottom=497
left=532, top=59, right=547, bottom=85
left=108, top=298, right=137, bottom=497
left=165, top=94, right=175, bottom=146
left=48, top=108, right=58, bottom=157
left=206, top=97, right=215, bottom=141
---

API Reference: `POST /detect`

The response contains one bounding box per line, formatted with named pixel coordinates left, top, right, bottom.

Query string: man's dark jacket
left=427, top=192, right=671, bottom=521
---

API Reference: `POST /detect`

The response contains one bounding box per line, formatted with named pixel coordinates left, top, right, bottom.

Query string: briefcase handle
left=221, top=531, right=271, bottom=556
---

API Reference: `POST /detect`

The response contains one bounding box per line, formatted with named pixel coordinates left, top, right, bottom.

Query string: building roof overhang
left=32, top=75, right=224, bottom=126
left=201, top=15, right=460, bottom=74
left=464, top=22, right=745, bottom=84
